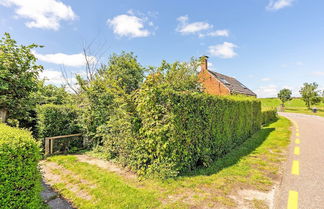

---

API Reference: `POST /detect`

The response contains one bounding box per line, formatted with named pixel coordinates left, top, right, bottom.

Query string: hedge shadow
left=180, top=126, right=275, bottom=178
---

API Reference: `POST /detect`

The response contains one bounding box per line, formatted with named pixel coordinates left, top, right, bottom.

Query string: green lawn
left=44, top=117, right=291, bottom=209
left=260, top=98, right=324, bottom=117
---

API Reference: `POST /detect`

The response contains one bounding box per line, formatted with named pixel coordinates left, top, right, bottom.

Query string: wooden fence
left=44, top=133, right=83, bottom=155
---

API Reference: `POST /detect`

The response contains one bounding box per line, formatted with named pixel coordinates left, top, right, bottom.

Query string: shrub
left=261, top=109, right=277, bottom=125
left=0, top=124, right=42, bottom=208
left=36, top=104, right=81, bottom=138
left=36, top=104, right=82, bottom=153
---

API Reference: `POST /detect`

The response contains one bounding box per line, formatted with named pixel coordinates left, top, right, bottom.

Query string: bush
left=36, top=104, right=81, bottom=138
left=0, top=124, right=42, bottom=208
left=36, top=104, right=82, bottom=153
left=261, top=109, right=277, bottom=125
left=132, top=89, right=261, bottom=178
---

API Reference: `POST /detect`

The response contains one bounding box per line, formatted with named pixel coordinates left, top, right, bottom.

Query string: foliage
left=98, top=52, right=144, bottom=94
left=299, top=82, right=321, bottom=108
left=0, top=124, right=42, bottom=208
left=133, top=83, right=261, bottom=177
left=277, top=88, right=292, bottom=106
left=148, top=58, right=201, bottom=92
left=78, top=52, right=145, bottom=144
left=96, top=59, right=203, bottom=177
left=44, top=117, right=290, bottom=208
left=36, top=104, right=81, bottom=139
left=32, top=81, right=72, bottom=105
left=0, top=33, right=43, bottom=123
left=261, top=109, right=277, bottom=124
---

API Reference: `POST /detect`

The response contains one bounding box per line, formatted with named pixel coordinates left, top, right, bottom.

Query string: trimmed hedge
left=36, top=104, right=81, bottom=138
left=0, top=124, right=42, bottom=208
left=133, top=90, right=262, bottom=178
left=261, top=109, right=277, bottom=125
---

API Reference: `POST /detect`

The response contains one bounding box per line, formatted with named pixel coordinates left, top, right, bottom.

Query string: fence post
left=45, top=137, right=50, bottom=155
left=50, top=139, right=53, bottom=155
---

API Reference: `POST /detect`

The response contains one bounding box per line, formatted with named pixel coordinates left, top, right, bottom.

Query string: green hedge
left=0, top=124, right=42, bottom=208
left=261, top=109, right=277, bottom=125
left=133, top=90, right=262, bottom=178
left=36, top=104, right=81, bottom=138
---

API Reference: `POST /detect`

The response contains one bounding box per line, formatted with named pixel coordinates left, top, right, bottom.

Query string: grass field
left=42, top=117, right=291, bottom=209
left=259, top=98, right=324, bottom=117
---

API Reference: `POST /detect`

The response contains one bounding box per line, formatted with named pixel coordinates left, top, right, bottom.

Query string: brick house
left=198, top=56, right=256, bottom=97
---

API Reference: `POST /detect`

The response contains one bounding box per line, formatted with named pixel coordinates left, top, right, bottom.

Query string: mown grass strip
left=48, top=156, right=160, bottom=209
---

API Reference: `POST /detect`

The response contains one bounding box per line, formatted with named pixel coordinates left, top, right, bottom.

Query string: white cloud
left=39, top=69, right=79, bottom=92
left=34, top=51, right=97, bottom=67
left=255, top=84, right=278, bottom=98
left=266, top=0, right=295, bottom=11
left=176, top=15, right=212, bottom=34
left=107, top=12, right=152, bottom=38
left=261, top=77, right=271, bottom=81
left=39, top=69, right=65, bottom=84
left=208, top=42, right=238, bottom=59
left=199, top=30, right=229, bottom=38
left=0, top=0, right=76, bottom=30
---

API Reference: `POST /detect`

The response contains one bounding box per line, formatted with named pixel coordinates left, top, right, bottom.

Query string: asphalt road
left=275, top=113, right=324, bottom=209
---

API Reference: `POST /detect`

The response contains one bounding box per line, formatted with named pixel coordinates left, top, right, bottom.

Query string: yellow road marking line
left=292, top=160, right=300, bottom=175
left=287, top=190, right=298, bottom=209
left=296, top=132, right=300, bottom=137
left=295, top=138, right=300, bottom=144
left=296, top=128, right=299, bottom=132
left=294, top=147, right=300, bottom=155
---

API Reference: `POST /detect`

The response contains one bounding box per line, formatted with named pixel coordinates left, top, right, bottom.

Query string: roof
left=208, top=70, right=256, bottom=97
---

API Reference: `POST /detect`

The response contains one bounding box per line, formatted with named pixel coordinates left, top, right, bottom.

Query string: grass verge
left=44, top=117, right=291, bottom=208
left=260, top=98, right=324, bottom=117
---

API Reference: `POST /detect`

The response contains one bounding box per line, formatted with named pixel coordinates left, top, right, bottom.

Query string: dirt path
left=275, top=113, right=324, bottom=209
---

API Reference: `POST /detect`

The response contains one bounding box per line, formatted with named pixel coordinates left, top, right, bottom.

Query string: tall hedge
left=261, top=109, right=277, bottom=125
left=36, top=104, right=81, bottom=138
left=0, top=124, right=42, bottom=208
left=132, top=89, right=262, bottom=178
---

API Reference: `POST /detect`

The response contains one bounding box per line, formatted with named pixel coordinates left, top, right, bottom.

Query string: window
left=220, top=78, right=230, bottom=85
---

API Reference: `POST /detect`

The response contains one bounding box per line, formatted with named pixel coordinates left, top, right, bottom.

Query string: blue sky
left=0, top=0, right=324, bottom=97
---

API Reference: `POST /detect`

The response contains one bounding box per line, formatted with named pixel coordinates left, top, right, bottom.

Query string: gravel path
left=275, top=113, right=324, bottom=209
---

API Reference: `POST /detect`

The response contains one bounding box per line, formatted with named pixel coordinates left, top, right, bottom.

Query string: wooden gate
left=44, top=133, right=83, bottom=155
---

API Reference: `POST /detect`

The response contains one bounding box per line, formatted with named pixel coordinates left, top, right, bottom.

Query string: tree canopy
left=0, top=33, right=43, bottom=122
left=277, top=88, right=292, bottom=106
left=299, top=82, right=321, bottom=108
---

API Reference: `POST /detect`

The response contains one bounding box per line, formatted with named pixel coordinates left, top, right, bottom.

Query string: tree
left=31, top=81, right=72, bottom=105
left=101, top=52, right=144, bottom=94
left=78, top=52, right=145, bottom=142
left=147, top=58, right=201, bottom=92
left=299, top=82, right=321, bottom=109
left=277, top=88, right=292, bottom=107
left=0, top=33, right=43, bottom=123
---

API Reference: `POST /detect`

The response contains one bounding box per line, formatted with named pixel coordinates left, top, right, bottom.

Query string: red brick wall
left=198, top=70, right=231, bottom=96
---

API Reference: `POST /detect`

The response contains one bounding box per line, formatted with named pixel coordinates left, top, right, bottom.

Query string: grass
left=260, top=98, right=324, bottom=117
left=45, top=117, right=291, bottom=208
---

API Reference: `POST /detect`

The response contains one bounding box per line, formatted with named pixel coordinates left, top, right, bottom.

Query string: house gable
left=198, top=69, right=230, bottom=96
left=198, top=56, right=257, bottom=97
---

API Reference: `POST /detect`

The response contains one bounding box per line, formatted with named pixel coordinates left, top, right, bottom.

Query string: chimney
left=200, top=55, right=209, bottom=72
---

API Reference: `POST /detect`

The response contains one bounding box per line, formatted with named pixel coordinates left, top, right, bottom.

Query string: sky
left=0, top=0, right=324, bottom=97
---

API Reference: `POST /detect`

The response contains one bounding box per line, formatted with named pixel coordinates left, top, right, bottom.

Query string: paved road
left=275, top=113, right=324, bottom=209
